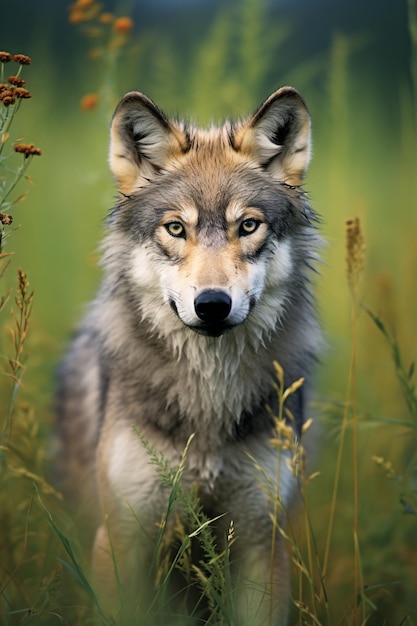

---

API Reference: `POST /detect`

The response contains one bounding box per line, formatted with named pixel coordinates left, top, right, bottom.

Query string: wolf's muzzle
left=194, top=289, right=232, bottom=324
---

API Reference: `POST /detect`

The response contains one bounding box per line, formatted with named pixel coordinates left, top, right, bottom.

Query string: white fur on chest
left=167, top=330, right=270, bottom=441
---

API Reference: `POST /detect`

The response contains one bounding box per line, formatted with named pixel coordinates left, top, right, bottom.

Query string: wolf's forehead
left=171, top=127, right=256, bottom=208
left=186, top=122, right=234, bottom=149
left=173, top=165, right=253, bottom=220
left=180, top=123, right=246, bottom=169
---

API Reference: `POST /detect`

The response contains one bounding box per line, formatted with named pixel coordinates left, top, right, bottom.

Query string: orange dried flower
left=0, top=51, right=13, bottom=62
left=14, top=143, right=42, bottom=157
left=75, top=0, right=95, bottom=7
left=8, top=75, right=26, bottom=87
left=1, top=94, right=16, bottom=106
left=113, top=16, right=133, bottom=35
left=99, top=12, right=114, bottom=25
left=0, top=212, right=13, bottom=225
left=68, top=0, right=100, bottom=23
left=68, top=9, right=86, bottom=23
left=14, top=87, right=32, bottom=99
left=14, top=143, right=28, bottom=154
left=80, top=93, right=99, bottom=110
left=0, top=87, right=14, bottom=99
left=13, top=54, right=31, bottom=65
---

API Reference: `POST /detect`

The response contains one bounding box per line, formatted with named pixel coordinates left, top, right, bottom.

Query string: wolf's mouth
left=190, top=324, right=233, bottom=338
left=169, top=298, right=234, bottom=337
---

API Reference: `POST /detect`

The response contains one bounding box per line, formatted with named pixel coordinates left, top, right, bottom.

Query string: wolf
left=57, top=86, right=322, bottom=625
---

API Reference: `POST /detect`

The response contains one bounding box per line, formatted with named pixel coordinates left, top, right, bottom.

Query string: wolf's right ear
left=110, top=92, right=187, bottom=193
left=234, top=87, right=311, bottom=186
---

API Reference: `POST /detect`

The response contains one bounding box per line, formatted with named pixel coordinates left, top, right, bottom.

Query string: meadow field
left=1, top=0, right=417, bottom=624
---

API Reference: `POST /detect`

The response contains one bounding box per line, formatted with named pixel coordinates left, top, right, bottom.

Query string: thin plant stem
left=350, top=296, right=360, bottom=626
left=322, top=217, right=365, bottom=623
left=300, top=460, right=319, bottom=620
left=2, top=269, right=33, bottom=444
left=321, top=377, right=350, bottom=582
left=0, top=156, right=32, bottom=205
left=0, top=100, right=23, bottom=158
left=269, top=384, right=283, bottom=626
left=346, top=217, right=365, bottom=624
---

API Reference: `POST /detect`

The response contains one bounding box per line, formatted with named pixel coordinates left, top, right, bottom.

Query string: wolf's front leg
left=92, top=426, right=171, bottom=619
left=237, top=535, right=290, bottom=626
left=221, top=437, right=295, bottom=625
left=92, top=518, right=156, bottom=619
left=92, top=521, right=138, bottom=614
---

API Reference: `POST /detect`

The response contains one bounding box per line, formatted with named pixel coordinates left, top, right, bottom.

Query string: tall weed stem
left=322, top=218, right=365, bottom=625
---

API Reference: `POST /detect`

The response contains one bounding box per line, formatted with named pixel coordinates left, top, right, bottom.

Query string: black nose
left=194, top=289, right=232, bottom=323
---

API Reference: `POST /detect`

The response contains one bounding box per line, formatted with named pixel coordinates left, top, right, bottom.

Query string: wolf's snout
left=194, top=289, right=232, bottom=323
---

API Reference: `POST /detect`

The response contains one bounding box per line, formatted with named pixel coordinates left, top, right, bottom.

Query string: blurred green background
left=1, top=0, right=417, bottom=623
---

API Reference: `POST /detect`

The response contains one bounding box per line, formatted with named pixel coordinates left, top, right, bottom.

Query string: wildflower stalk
left=297, top=462, right=324, bottom=622
left=0, top=105, right=23, bottom=157
left=0, top=52, right=41, bottom=252
left=323, top=218, right=365, bottom=622
left=0, top=156, right=32, bottom=206
left=346, top=217, right=365, bottom=625
left=0, top=107, right=19, bottom=156
left=3, top=269, right=33, bottom=443
left=0, top=53, right=39, bottom=446
left=269, top=361, right=285, bottom=625
left=349, top=282, right=361, bottom=625
left=267, top=363, right=323, bottom=624
left=322, top=379, right=348, bottom=579
left=0, top=54, right=32, bottom=157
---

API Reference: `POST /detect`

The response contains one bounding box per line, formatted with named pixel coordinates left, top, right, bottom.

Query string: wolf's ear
left=110, top=92, right=187, bottom=193
left=235, top=87, right=311, bottom=185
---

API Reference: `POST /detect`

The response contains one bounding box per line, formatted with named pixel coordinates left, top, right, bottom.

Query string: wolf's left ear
left=235, top=87, right=311, bottom=185
left=110, top=92, right=187, bottom=193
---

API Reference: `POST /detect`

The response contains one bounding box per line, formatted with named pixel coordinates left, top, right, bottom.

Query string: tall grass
left=0, top=0, right=417, bottom=624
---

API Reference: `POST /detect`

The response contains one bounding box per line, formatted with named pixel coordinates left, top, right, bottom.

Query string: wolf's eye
left=239, top=218, right=261, bottom=236
left=165, top=221, right=185, bottom=238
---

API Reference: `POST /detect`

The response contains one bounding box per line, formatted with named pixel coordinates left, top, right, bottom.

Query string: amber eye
left=239, top=218, right=261, bottom=236
left=165, top=221, right=185, bottom=238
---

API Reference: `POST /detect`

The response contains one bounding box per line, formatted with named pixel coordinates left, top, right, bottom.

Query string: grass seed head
left=345, top=216, right=365, bottom=293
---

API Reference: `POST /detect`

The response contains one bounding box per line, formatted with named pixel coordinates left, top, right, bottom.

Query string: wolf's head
left=106, top=88, right=317, bottom=339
